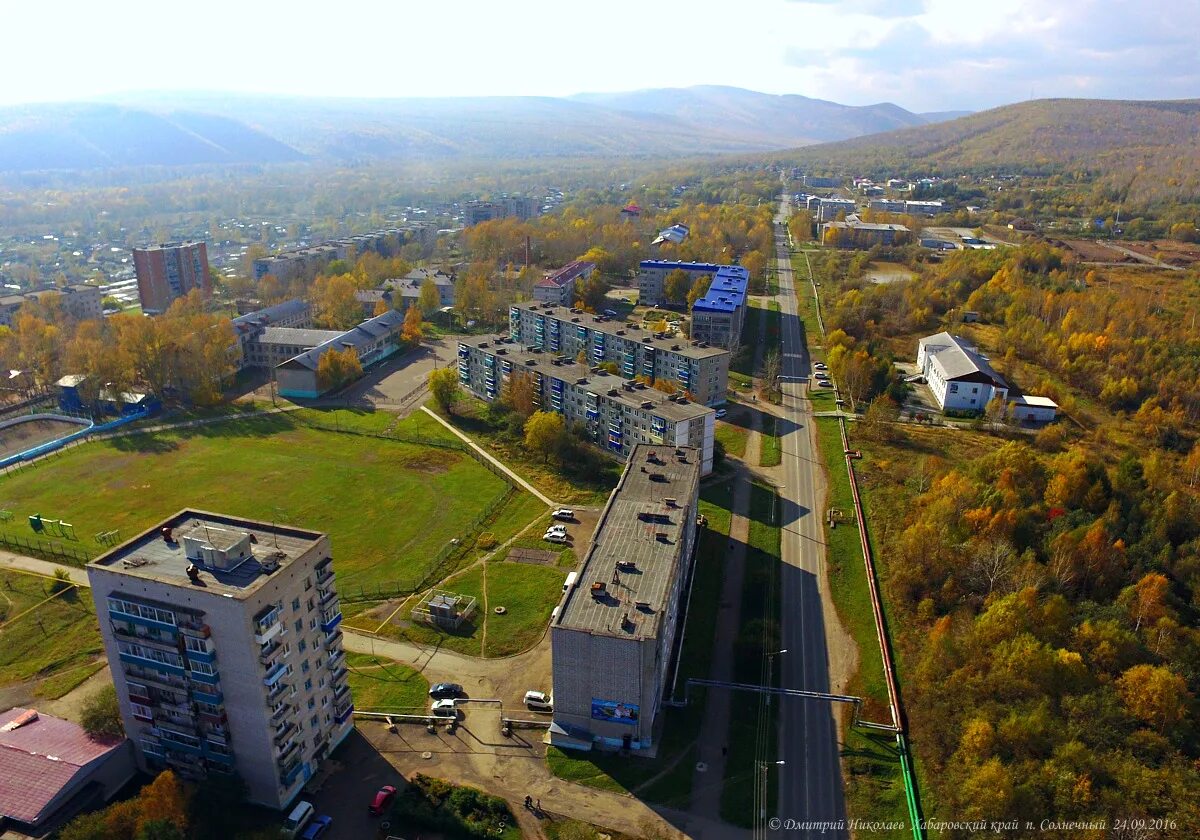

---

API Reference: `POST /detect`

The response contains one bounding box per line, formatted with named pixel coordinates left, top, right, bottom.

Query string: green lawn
left=545, top=478, right=736, bottom=809
left=345, top=652, right=430, bottom=713
left=759, top=415, right=781, bottom=467
left=435, top=399, right=621, bottom=505
left=0, top=413, right=520, bottom=597
left=790, top=254, right=825, bottom=354
left=391, top=558, right=566, bottom=658
left=721, top=482, right=782, bottom=825
left=732, top=304, right=768, bottom=377
left=715, top=422, right=749, bottom=460
left=0, top=569, right=105, bottom=699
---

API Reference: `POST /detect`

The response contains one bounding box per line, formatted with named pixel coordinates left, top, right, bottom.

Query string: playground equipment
left=29, top=515, right=78, bottom=540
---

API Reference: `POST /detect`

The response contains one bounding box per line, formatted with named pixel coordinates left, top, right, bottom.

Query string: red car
left=368, top=785, right=396, bottom=816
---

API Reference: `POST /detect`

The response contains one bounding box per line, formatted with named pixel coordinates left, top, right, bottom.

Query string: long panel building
left=549, top=444, right=701, bottom=753
left=457, top=336, right=715, bottom=475
left=86, top=510, right=352, bottom=810
left=689, top=265, right=750, bottom=349
left=507, top=302, right=730, bottom=407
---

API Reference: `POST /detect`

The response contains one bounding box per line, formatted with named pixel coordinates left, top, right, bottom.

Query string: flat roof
left=556, top=444, right=700, bottom=640
left=461, top=337, right=712, bottom=423
left=89, top=509, right=324, bottom=597
left=511, top=302, right=729, bottom=360
left=260, top=327, right=343, bottom=347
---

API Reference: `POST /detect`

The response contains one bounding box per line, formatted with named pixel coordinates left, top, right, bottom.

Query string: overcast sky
left=1, top=0, right=1196, bottom=112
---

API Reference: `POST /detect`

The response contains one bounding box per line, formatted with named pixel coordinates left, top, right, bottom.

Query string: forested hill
left=782, top=98, right=1200, bottom=205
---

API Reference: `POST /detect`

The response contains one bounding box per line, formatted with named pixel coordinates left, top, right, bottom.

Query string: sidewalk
left=420, top=406, right=556, bottom=506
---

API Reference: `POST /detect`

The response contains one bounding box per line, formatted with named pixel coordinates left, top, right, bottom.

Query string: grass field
left=0, top=411, right=531, bottom=596
left=759, top=415, right=781, bottom=466
left=345, top=652, right=430, bottom=713
left=546, top=479, right=736, bottom=809
left=435, top=399, right=620, bottom=506
left=393, top=558, right=567, bottom=658
left=715, top=422, right=749, bottom=460
left=0, top=569, right=104, bottom=700
left=790, top=254, right=825, bottom=357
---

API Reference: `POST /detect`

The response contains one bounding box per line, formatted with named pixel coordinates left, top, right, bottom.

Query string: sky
left=1, top=0, right=1196, bottom=112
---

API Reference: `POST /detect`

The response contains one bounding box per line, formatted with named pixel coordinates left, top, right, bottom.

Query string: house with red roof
left=0, top=708, right=135, bottom=836
left=532, top=261, right=596, bottom=306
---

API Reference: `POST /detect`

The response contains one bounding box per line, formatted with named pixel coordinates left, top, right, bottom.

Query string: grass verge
left=716, top=422, right=749, bottom=460
left=759, top=415, right=781, bottom=467
left=346, top=652, right=430, bottom=713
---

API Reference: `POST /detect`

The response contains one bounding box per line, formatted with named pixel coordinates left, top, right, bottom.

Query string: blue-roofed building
left=689, top=265, right=750, bottom=349
left=637, top=260, right=725, bottom=306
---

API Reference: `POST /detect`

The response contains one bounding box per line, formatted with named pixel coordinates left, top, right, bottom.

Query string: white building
left=87, top=511, right=352, bottom=810
left=916, top=332, right=1009, bottom=413
left=1009, top=394, right=1058, bottom=423
left=816, top=198, right=858, bottom=222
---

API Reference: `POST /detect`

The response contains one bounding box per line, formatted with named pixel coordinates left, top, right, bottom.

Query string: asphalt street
left=771, top=192, right=849, bottom=837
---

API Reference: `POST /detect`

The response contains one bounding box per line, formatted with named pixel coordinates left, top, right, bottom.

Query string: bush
left=393, top=774, right=514, bottom=839
left=80, top=684, right=124, bottom=739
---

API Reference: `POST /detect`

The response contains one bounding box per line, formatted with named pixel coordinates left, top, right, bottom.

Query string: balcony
left=190, top=686, right=223, bottom=705
left=259, top=638, right=284, bottom=668
left=333, top=680, right=350, bottom=701
left=108, top=606, right=177, bottom=635
left=279, top=757, right=304, bottom=787
left=326, top=648, right=345, bottom=671
left=276, top=738, right=300, bottom=766
left=315, top=564, right=334, bottom=588
left=265, top=680, right=290, bottom=705
left=329, top=663, right=348, bottom=683
left=176, top=618, right=211, bottom=638
left=252, top=605, right=283, bottom=644
left=273, top=721, right=298, bottom=747
left=320, top=611, right=342, bottom=634
left=323, top=628, right=343, bottom=650
left=119, top=652, right=185, bottom=678
left=263, top=661, right=289, bottom=688
left=270, top=703, right=292, bottom=725
left=334, top=703, right=354, bottom=724
left=112, top=624, right=181, bottom=651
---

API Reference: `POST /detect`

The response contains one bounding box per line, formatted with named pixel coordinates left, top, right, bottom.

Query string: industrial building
left=532, top=261, right=596, bottom=306
left=457, top=337, right=715, bottom=474
left=688, top=265, right=750, bottom=349
left=86, top=510, right=353, bottom=811
left=507, top=302, right=731, bottom=407
left=549, top=444, right=702, bottom=753
left=132, top=242, right=211, bottom=314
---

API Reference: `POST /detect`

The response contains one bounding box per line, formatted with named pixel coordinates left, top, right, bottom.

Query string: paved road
left=772, top=194, right=849, bottom=836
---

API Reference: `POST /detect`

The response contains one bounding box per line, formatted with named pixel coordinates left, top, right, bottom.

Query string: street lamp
left=766, top=649, right=788, bottom=707
left=758, top=759, right=786, bottom=826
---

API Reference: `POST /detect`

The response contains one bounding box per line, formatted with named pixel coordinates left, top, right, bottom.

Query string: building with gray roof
left=916, top=332, right=1009, bottom=412
left=549, top=444, right=701, bottom=753
left=275, top=309, right=406, bottom=398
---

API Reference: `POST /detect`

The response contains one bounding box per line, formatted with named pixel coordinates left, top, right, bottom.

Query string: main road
left=771, top=191, right=849, bottom=836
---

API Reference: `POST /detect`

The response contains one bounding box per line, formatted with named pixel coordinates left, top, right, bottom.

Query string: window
left=292, top=597, right=301, bottom=612
left=307, top=598, right=315, bottom=611
left=131, top=702, right=153, bottom=719
left=311, top=714, right=320, bottom=729
left=294, top=619, right=303, bottom=632
left=298, top=639, right=307, bottom=654
left=183, top=635, right=209, bottom=654
left=309, top=617, right=317, bottom=630
left=304, top=576, right=313, bottom=591
left=190, top=661, right=215, bottom=676
left=304, top=678, right=313, bottom=691
left=308, top=697, right=316, bottom=710
left=301, top=660, right=310, bottom=674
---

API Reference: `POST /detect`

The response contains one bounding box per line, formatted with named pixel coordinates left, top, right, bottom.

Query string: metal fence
left=0, top=531, right=91, bottom=565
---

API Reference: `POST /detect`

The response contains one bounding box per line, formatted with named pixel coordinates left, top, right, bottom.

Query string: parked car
left=301, top=816, right=333, bottom=840
left=368, top=785, right=397, bottom=816
left=282, top=801, right=315, bottom=838
left=603, top=309, right=618, bottom=317
left=551, top=508, right=575, bottom=520
left=428, top=682, right=464, bottom=699
left=431, top=699, right=459, bottom=719
left=545, top=523, right=568, bottom=535
left=715, top=409, right=727, bottom=418
left=524, top=690, right=553, bottom=712
left=543, top=532, right=569, bottom=544
left=814, top=362, right=827, bottom=370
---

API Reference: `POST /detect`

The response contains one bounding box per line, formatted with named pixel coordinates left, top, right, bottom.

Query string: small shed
left=1010, top=394, right=1058, bottom=423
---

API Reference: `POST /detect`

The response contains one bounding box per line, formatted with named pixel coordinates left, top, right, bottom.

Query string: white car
left=715, top=409, right=728, bottom=419
left=545, top=524, right=568, bottom=535
left=431, top=699, right=459, bottom=719
left=543, top=532, right=569, bottom=544
left=524, top=690, right=553, bottom=712
left=814, top=362, right=827, bottom=370
left=551, top=508, right=575, bottom=521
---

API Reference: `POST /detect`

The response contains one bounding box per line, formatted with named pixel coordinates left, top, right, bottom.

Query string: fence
left=0, top=531, right=92, bottom=565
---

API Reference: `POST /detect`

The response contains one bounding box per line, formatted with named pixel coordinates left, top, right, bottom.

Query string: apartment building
left=507, top=302, right=730, bottom=407
left=0, top=284, right=102, bottom=328
left=132, top=242, right=211, bottom=314
left=532, top=261, right=595, bottom=306
left=86, top=510, right=352, bottom=810
left=456, top=337, right=715, bottom=475
left=636, top=260, right=728, bottom=307
left=462, top=196, right=537, bottom=227
left=252, top=225, right=434, bottom=283
left=688, top=265, right=750, bottom=349
left=820, top=220, right=910, bottom=249
left=549, top=444, right=702, bottom=753
left=815, top=198, right=858, bottom=222
left=385, top=268, right=456, bottom=310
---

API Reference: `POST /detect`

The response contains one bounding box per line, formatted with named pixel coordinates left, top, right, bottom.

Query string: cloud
left=782, top=0, right=1200, bottom=111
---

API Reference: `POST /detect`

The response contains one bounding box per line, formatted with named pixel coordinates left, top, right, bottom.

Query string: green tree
left=686, top=274, right=713, bottom=307
left=418, top=277, right=441, bottom=315
left=524, top=410, right=566, bottom=462
left=663, top=268, right=691, bottom=305
left=1116, top=664, right=1191, bottom=733
left=428, top=367, right=461, bottom=414
left=576, top=274, right=610, bottom=312
left=80, top=684, right=124, bottom=739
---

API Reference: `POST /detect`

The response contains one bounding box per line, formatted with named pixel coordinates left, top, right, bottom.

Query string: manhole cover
left=695, top=761, right=708, bottom=773
left=494, top=606, right=507, bottom=614
left=422, top=751, right=433, bottom=759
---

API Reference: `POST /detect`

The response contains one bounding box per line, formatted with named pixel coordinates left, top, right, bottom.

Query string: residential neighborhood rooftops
left=0, top=708, right=126, bottom=826
left=556, top=444, right=701, bottom=640
left=537, top=260, right=595, bottom=289
left=89, top=509, right=324, bottom=594
left=512, top=301, right=730, bottom=360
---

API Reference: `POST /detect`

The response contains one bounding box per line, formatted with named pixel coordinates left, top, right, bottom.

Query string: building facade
left=532, top=261, right=595, bottom=306
left=231, top=300, right=313, bottom=371
left=550, top=444, right=701, bottom=753
left=815, top=198, right=857, bottom=222
left=917, top=332, right=1009, bottom=412
left=507, top=302, right=730, bottom=407
left=688, top=265, right=750, bottom=349
left=274, top=308, right=406, bottom=398
left=0, top=284, right=102, bottom=328
left=133, top=242, right=211, bottom=314
left=86, top=510, right=352, bottom=810
left=820, top=220, right=910, bottom=249
left=386, top=268, right=456, bottom=310
left=637, top=260, right=735, bottom=308
left=462, top=196, right=537, bottom=227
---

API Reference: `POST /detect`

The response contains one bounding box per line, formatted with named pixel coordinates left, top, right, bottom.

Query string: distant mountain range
left=780, top=97, right=1200, bottom=204
left=0, top=86, right=967, bottom=172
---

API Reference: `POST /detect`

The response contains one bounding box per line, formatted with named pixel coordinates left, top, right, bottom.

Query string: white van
left=563, top=572, right=578, bottom=592
left=281, top=800, right=314, bottom=838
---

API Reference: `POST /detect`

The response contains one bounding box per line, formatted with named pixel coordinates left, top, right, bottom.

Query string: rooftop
left=556, top=444, right=701, bottom=640
left=693, top=265, right=750, bottom=313
left=919, top=332, right=1007, bottom=386
left=822, top=221, right=910, bottom=232
left=511, top=302, right=730, bottom=360
left=278, top=308, right=405, bottom=371
left=0, top=708, right=125, bottom=826
left=540, top=261, right=595, bottom=288
left=231, top=298, right=310, bottom=331
left=89, top=509, right=324, bottom=596
left=460, top=337, right=713, bottom=423
left=260, top=327, right=344, bottom=347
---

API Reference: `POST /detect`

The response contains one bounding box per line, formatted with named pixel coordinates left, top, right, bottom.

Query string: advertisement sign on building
left=591, top=698, right=640, bottom=725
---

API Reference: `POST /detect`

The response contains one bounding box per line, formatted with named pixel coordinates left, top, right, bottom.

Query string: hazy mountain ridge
left=0, top=86, right=967, bottom=172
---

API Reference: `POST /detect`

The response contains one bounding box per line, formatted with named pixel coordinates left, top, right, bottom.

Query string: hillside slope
left=782, top=98, right=1200, bottom=204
